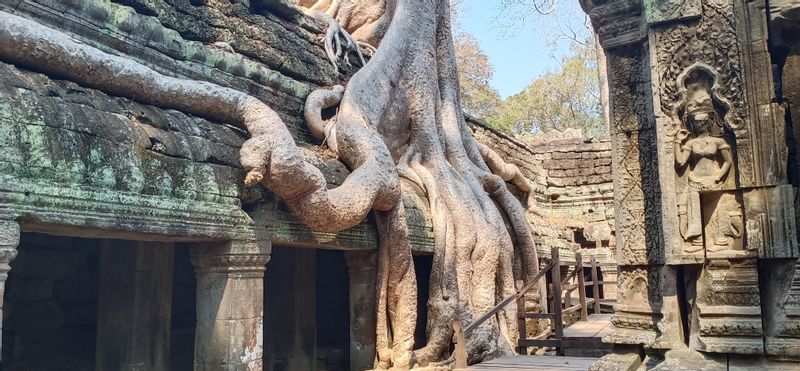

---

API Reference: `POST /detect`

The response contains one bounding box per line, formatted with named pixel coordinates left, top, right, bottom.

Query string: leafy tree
left=460, top=0, right=609, bottom=138
left=486, top=42, right=605, bottom=137
left=453, top=32, right=502, bottom=119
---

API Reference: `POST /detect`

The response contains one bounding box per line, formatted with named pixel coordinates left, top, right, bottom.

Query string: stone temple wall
left=583, top=0, right=800, bottom=369
left=0, top=0, right=401, bottom=251
left=470, top=118, right=616, bottom=264
left=0, top=0, right=622, bottom=369
left=0, top=1, right=616, bottom=259
left=471, top=119, right=614, bottom=225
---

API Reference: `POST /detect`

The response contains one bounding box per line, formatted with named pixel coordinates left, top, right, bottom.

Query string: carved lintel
left=190, top=240, right=271, bottom=278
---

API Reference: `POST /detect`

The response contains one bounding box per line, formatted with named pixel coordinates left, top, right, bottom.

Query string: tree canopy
left=452, top=1, right=608, bottom=140
left=486, top=43, right=605, bottom=137
left=454, top=32, right=503, bottom=119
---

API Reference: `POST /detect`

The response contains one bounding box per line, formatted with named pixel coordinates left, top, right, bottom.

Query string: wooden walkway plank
left=468, top=355, right=598, bottom=370
left=562, top=313, right=613, bottom=338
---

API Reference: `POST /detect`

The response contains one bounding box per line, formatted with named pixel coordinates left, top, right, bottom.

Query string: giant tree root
left=0, top=10, right=399, bottom=234
left=302, top=0, right=541, bottom=367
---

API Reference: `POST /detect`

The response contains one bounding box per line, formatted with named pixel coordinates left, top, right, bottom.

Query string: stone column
left=345, top=251, right=377, bottom=371
left=95, top=241, right=174, bottom=371
left=191, top=240, right=270, bottom=371
left=0, top=220, right=19, bottom=368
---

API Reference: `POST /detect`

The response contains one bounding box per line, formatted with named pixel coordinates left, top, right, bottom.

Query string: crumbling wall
left=470, top=119, right=614, bottom=224
left=0, top=0, right=432, bottom=251
left=469, top=117, right=616, bottom=262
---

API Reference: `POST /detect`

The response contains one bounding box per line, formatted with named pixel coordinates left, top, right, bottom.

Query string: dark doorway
left=169, top=244, right=197, bottom=371
left=316, top=249, right=350, bottom=371
left=3, top=233, right=100, bottom=371
left=413, top=254, right=433, bottom=349
left=264, top=247, right=352, bottom=371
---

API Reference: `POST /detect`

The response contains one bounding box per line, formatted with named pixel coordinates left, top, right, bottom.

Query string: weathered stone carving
left=691, top=259, right=764, bottom=354
left=644, top=0, right=702, bottom=25
left=585, top=0, right=800, bottom=367
left=671, top=64, right=745, bottom=257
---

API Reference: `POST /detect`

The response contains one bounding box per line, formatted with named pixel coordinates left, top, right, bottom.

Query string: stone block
left=552, top=151, right=582, bottom=160
left=20, top=278, right=53, bottom=302
left=729, top=356, right=800, bottom=370
left=195, top=275, right=264, bottom=322
left=588, top=350, right=642, bottom=371
left=194, top=317, right=264, bottom=366
left=7, top=301, right=65, bottom=330
left=53, top=271, right=99, bottom=303
left=64, top=303, right=98, bottom=325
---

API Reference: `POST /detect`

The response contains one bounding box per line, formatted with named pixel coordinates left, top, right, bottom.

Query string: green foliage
left=485, top=43, right=606, bottom=138
left=454, top=32, right=502, bottom=119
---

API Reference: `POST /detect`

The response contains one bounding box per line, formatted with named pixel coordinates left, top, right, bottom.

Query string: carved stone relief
left=691, top=259, right=764, bottom=354
left=586, top=0, right=800, bottom=367
left=581, top=0, right=646, bottom=49
left=608, top=43, right=664, bottom=266
left=644, top=0, right=702, bottom=25
left=669, top=64, right=749, bottom=259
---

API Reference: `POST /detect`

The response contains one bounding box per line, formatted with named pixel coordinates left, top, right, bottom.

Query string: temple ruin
left=0, top=0, right=798, bottom=370
left=582, top=0, right=800, bottom=369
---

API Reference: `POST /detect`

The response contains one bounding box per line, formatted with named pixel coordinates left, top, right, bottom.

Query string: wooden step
left=467, top=355, right=598, bottom=370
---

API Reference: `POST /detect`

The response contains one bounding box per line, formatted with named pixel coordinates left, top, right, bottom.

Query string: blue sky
left=458, top=0, right=586, bottom=99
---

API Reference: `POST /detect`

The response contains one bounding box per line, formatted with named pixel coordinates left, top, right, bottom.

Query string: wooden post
left=591, top=256, right=601, bottom=314
left=453, top=321, right=468, bottom=369
left=549, top=247, right=564, bottom=356
left=564, top=266, right=572, bottom=322
left=576, top=253, right=588, bottom=321
left=516, top=280, right=528, bottom=355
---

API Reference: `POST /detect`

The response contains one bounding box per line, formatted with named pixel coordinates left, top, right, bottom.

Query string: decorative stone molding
left=581, top=0, right=646, bottom=49
left=190, top=241, right=271, bottom=278
left=0, top=220, right=19, bottom=279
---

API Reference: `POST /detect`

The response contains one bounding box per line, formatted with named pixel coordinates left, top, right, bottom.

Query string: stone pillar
left=95, top=240, right=174, bottom=371
left=345, top=251, right=377, bottom=371
left=191, top=240, right=270, bottom=371
left=0, top=220, right=19, bottom=368
left=582, top=0, right=799, bottom=366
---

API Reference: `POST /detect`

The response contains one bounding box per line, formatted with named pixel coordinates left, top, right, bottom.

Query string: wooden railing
left=452, top=246, right=616, bottom=367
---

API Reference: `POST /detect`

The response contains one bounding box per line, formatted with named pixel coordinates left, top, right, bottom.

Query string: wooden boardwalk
left=561, top=313, right=613, bottom=357
left=563, top=313, right=613, bottom=338
left=468, top=355, right=597, bottom=370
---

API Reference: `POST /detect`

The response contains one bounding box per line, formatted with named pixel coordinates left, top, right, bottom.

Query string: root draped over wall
left=0, top=0, right=541, bottom=367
